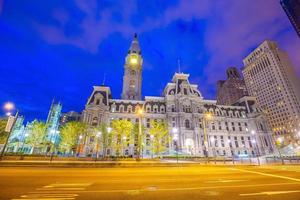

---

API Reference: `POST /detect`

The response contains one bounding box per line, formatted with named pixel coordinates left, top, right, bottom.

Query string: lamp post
left=76, top=135, right=83, bottom=157
left=102, top=127, right=111, bottom=158
left=173, top=127, right=179, bottom=164
left=122, top=136, right=127, bottom=157
left=137, top=108, right=143, bottom=161
left=150, top=134, right=154, bottom=159
left=0, top=102, right=18, bottom=161
left=202, top=112, right=212, bottom=163
left=276, top=137, right=285, bottom=165
left=210, top=137, right=216, bottom=164
left=251, top=130, right=261, bottom=165
left=227, top=139, right=235, bottom=164
left=95, top=131, right=101, bottom=161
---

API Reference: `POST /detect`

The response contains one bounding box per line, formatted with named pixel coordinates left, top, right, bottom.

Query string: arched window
left=185, top=119, right=190, bottom=129
left=160, top=106, right=165, bottom=113
left=260, top=123, right=264, bottom=131
left=119, top=105, right=124, bottom=113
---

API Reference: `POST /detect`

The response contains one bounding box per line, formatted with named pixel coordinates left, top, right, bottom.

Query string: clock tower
left=121, top=33, right=143, bottom=100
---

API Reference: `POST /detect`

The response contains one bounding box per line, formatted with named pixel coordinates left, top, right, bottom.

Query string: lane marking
left=74, top=182, right=299, bottom=193
left=204, top=179, right=248, bottom=183
left=240, top=190, right=300, bottom=196
left=232, top=168, right=300, bottom=182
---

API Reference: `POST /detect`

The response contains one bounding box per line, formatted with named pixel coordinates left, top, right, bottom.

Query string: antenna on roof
left=102, top=73, right=106, bottom=85
left=177, top=58, right=181, bottom=73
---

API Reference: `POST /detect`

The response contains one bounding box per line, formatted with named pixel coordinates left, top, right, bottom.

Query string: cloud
left=0, top=0, right=3, bottom=15
left=203, top=0, right=300, bottom=84
left=34, top=0, right=300, bottom=94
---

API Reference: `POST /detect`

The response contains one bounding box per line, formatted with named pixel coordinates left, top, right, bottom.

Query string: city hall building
left=82, top=34, right=275, bottom=157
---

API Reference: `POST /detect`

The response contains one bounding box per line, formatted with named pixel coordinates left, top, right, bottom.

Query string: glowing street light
left=5, top=112, right=11, bottom=116
left=173, top=133, right=179, bottom=163
left=0, top=102, right=18, bottom=160
left=107, top=127, right=112, bottom=133
left=277, top=137, right=284, bottom=144
left=138, top=108, right=143, bottom=115
left=3, top=102, right=15, bottom=111
left=172, top=127, right=178, bottom=134
left=251, top=130, right=255, bottom=135
left=205, top=112, right=212, bottom=120
left=150, top=134, right=154, bottom=159
left=96, top=132, right=102, bottom=137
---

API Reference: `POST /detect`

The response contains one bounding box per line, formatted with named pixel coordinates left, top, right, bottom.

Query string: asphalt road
left=0, top=165, right=300, bottom=200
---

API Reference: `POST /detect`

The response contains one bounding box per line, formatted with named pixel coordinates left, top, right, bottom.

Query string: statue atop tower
left=121, top=33, right=143, bottom=100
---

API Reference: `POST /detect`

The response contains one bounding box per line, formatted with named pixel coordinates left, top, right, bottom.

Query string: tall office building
left=280, top=0, right=300, bottom=37
left=242, top=40, right=300, bottom=142
left=46, top=100, right=62, bottom=144
left=216, top=67, right=248, bottom=105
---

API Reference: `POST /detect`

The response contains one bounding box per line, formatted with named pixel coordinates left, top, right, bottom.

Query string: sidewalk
left=0, top=160, right=205, bottom=168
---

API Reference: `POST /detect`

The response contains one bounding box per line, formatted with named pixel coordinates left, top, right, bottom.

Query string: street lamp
left=227, top=139, right=235, bottom=164
left=210, top=137, right=216, bottom=164
left=95, top=131, right=102, bottom=161
left=203, top=112, right=213, bottom=163
left=0, top=102, right=18, bottom=161
left=150, top=134, right=154, bottom=159
left=137, top=107, right=143, bottom=160
left=76, top=135, right=83, bottom=157
left=107, top=127, right=112, bottom=133
left=276, top=137, right=285, bottom=165
left=173, top=132, right=179, bottom=164
left=251, top=139, right=260, bottom=165
left=3, top=102, right=15, bottom=111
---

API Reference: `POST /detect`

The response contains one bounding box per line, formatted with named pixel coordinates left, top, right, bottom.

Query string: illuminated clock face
left=130, top=56, right=138, bottom=65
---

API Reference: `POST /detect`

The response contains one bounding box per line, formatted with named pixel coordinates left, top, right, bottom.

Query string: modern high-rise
left=216, top=67, right=248, bottom=105
left=242, top=40, right=300, bottom=142
left=280, top=0, right=300, bottom=37
left=121, top=33, right=143, bottom=100
left=46, top=100, right=62, bottom=144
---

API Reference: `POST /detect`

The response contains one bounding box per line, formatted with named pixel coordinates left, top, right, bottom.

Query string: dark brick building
left=216, top=67, right=248, bottom=105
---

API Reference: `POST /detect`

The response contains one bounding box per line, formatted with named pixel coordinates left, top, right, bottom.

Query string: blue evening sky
left=0, top=0, right=299, bottom=121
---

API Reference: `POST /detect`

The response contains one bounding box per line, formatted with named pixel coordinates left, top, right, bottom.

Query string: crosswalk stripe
left=11, top=182, right=92, bottom=200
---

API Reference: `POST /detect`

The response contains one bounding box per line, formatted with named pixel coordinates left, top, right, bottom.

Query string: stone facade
left=81, top=37, right=275, bottom=157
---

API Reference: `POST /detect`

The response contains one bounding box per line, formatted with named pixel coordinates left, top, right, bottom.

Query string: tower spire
left=122, top=33, right=143, bottom=100
left=177, top=58, right=181, bottom=73
left=128, top=33, right=141, bottom=54
left=102, top=73, right=106, bottom=86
